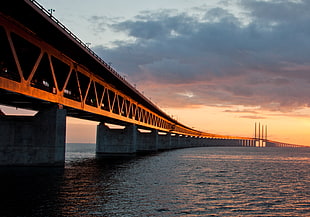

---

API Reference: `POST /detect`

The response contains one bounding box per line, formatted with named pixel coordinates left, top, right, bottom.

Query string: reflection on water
left=0, top=144, right=310, bottom=216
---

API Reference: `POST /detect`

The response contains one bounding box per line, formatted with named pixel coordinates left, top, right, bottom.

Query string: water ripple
left=0, top=146, right=309, bottom=216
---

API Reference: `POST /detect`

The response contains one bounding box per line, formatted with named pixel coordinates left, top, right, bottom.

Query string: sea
left=0, top=144, right=309, bottom=217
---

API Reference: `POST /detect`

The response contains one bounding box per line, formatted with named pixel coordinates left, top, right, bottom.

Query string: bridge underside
left=0, top=89, right=128, bottom=125
left=0, top=106, right=66, bottom=166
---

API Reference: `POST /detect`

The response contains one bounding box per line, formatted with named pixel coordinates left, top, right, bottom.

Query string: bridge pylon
left=0, top=106, right=66, bottom=166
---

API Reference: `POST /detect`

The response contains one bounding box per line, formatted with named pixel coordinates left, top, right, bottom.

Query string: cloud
left=242, top=0, right=310, bottom=25
left=91, top=0, right=310, bottom=113
left=224, top=109, right=258, bottom=114
left=239, top=115, right=266, bottom=120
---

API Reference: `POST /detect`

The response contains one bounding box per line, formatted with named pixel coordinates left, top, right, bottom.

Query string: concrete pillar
left=181, top=135, right=193, bottom=148
left=193, top=137, right=199, bottom=147
left=96, top=123, right=137, bottom=156
left=197, top=137, right=204, bottom=147
left=0, top=106, right=66, bottom=166
left=178, top=135, right=186, bottom=148
left=136, top=129, right=158, bottom=153
left=170, top=134, right=179, bottom=149
left=231, top=139, right=241, bottom=147
left=266, top=141, right=274, bottom=147
left=158, top=132, right=171, bottom=150
left=192, top=137, right=200, bottom=147
left=204, top=138, right=214, bottom=146
left=186, top=136, right=196, bottom=147
left=206, top=138, right=211, bottom=146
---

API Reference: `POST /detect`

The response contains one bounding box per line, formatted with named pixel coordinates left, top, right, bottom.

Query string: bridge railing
left=28, top=1, right=130, bottom=85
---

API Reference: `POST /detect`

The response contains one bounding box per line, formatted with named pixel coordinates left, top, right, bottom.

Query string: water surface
left=0, top=144, right=309, bottom=216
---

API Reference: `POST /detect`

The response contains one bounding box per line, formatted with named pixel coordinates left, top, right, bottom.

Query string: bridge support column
left=193, top=137, right=202, bottom=147
left=183, top=135, right=193, bottom=148
left=170, top=134, right=180, bottom=149
left=204, top=138, right=217, bottom=146
left=158, top=132, right=172, bottom=150
left=188, top=137, right=199, bottom=147
left=186, top=136, right=195, bottom=148
left=266, top=141, right=274, bottom=147
left=201, top=137, right=207, bottom=147
left=178, top=135, right=186, bottom=148
left=0, top=106, right=66, bottom=166
left=231, top=139, right=241, bottom=147
left=136, top=129, right=158, bottom=153
left=96, top=123, right=137, bottom=156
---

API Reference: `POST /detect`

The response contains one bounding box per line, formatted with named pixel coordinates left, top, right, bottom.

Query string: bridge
left=0, top=0, right=298, bottom=166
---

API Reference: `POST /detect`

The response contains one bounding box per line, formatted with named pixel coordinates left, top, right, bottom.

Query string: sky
left=2, top=0, right=310, bottom=146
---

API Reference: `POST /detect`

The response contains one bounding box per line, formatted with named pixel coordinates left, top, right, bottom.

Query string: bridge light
left=64, top=89, right=72, bottom=95
left=0, top=61, right=8, bottom=73
left=42, top=80, right=49, bottom=87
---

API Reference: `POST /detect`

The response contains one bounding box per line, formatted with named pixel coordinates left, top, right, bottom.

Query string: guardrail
left=28, top=1, right=123, bottom=79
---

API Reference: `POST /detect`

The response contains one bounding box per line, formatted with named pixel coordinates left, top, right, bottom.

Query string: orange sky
left=1, top=105, right=309, bottom=146
left=66, top=105, right=310, bottom=146
left=164, top=106, right=310, bottom=147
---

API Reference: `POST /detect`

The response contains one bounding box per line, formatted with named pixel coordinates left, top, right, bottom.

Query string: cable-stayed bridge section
left=0, top=0, right=294, bottom=166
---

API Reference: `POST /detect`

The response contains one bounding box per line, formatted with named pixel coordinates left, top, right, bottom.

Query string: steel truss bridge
left=0, top=0, right=300, bottom=162
left=0, top=0, right=242, bottom=138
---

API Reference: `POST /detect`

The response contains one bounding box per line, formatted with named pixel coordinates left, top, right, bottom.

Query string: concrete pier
left=0, top=106, right=66, bottom=166
left=158, top=132, right=172, bottom=151
left=96, top=123, right=137, bottom=156
left=170, top=134, right=180, bottom=149
left=202, top=138, right=243, bottom=147
left=136, top=129, right=158, bottom=153
left=96, top=125, right=212, bottom=156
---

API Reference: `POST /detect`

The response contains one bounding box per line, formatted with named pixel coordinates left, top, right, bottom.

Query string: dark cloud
left=111, top=10, right=194, bottom=40
left=91, top=0, right=310, bottom=112
left=242, top=0, right=310, bottom=24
